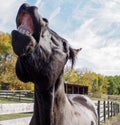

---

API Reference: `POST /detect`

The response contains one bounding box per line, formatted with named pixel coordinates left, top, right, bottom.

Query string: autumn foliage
left=0, top=33, right=33, bottom=91
left=0, top=33, right=120, bottom=94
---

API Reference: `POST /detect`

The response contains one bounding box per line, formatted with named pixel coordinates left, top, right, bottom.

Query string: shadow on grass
left=0, top=112, right=33, bottom=121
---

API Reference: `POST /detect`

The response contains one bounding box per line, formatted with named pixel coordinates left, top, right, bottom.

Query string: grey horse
left=11, top=3, right=98, bottom=125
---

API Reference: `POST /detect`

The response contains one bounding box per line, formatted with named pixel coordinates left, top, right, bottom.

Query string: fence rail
left=0, top=90, right=120, bottom=125
left=0, top=90, right=34, bottom=102
left=97, top=100, right=120, bottom=125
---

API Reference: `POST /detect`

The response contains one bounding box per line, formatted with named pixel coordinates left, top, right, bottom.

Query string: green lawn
left=0, top=98, right=18, bottom=103
left=0, top=97, right=33, bottom=103
left=0, top=112, right=33, bottom=121
left=101, top=113, right=120, bottom=125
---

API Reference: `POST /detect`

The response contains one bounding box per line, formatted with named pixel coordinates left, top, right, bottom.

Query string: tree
left=0, top=33, right=34, bottom=91
left=0, top=33, right=118, bottom=94
left=107, top=76, right=120, bottom=95
left=64, top=67, right=110, bottom=94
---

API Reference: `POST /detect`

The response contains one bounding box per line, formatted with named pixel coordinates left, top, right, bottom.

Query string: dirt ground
left=112, top=121, right=120, bottom=125
left=102, top=114, right=120, bottom=125
left=111, top=116, right=120, bottom=125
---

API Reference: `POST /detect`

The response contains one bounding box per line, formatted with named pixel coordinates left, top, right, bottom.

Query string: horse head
left=11, top=3, right=97, bottom=125
left=11, top=3, right=81, bottom=93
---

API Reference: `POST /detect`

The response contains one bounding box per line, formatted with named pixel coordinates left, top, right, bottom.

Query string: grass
left=0, top=98, right=18, bottom=103
left=0, top=112, right=33, bottom=121
left=101, top=113, right=120, bottom=125
left=0, top=97, right=33, bottom=103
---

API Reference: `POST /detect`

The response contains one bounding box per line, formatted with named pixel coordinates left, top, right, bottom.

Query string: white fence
left=0, top=103, right=33, bottom=115
left=97, top=101, right=120, bottom=125
left=0, top=100, right=119, bottom=125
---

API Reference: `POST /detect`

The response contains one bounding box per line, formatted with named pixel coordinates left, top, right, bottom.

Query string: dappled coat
left=11, top=3, right=98, bottom=125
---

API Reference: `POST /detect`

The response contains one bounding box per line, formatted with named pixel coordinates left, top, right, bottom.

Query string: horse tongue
left=20, top=13, right=34, bottom=34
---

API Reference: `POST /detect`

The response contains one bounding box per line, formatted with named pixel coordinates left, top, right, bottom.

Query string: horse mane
left=69, top=47, right=82, bottom=68
left=48, top=28, right=81, bottom=68
left=69, top=47, right=76, bottom=68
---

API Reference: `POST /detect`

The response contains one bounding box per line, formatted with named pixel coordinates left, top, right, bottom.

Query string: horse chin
left=13, top=29, right=33, bottom=38
left=11, top=30, right=36, bottom=56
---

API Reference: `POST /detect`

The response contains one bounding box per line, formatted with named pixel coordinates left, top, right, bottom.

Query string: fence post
left=107, top=101, right=110, bottom=119
left=115, top=103, right=117, bottom=115
left=98, top=100, right=100, bottom=125
left=116, top=103, right=119, bottom=114
left=103, top=101, right=106, bottom=122
left=118, top=104, right=120, bottom=113
left=110, top=102, right=113, bottom=117
left=18, top=92, right=21, bottom=101
left=113, top=103, right=115, bottom=116
left=6, top=91, right=8, bottom=99
left=114, top=103, right=116, bottom=115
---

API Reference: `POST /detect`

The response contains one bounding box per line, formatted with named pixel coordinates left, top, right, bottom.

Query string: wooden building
left=64, top=83, right=88, bottom=94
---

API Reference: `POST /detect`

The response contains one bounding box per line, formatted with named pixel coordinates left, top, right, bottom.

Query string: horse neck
left=33, top=74, right=66, bottom=125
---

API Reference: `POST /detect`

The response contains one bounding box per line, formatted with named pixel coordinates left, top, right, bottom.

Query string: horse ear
left=41, top=18, right=49, bottom=37
left=69, top=47, right=82, bottom=58
left=73, top=48, right=82, bottom=56
left=42, top=18, right=48, bottom=26
left=69, top=47, right=82, bottom=68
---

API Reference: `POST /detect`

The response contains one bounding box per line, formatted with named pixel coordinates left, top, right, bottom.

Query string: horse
left=11, top=3, right=98, bottom=125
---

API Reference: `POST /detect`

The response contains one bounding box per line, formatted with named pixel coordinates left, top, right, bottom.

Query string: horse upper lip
left=17, top=11, right=34, bottom=36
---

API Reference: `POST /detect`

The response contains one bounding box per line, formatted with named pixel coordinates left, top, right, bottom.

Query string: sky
left=0, top=0, right=120, bottom=76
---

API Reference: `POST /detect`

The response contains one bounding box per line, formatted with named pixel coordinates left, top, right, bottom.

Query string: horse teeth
left=26, top=31, right=30, bottom=35
left=19, top=28, right=22, bottom=32
left=20, top=29, right=23, bottom=33
left=22, top=29, right=26, bottom=34
left=17, top=27, right=32, bottom=36
left=21, top=29, right=24, bottom=33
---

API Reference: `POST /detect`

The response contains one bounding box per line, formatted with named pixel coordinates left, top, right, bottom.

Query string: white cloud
left=73, top=19, right=103, bottom=49
left=63, top=0, right=120, bottom=76
left=0, top=0, right=120, bottom=76
left=49, top=7, right=61, bottom=22
left=98, top=0, right=120, bottom=23
left=35, top=0, right=42, bottom=7
left=0, top=0, right=26, bottom=32
left=73, top=45, right=120, bottom=76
